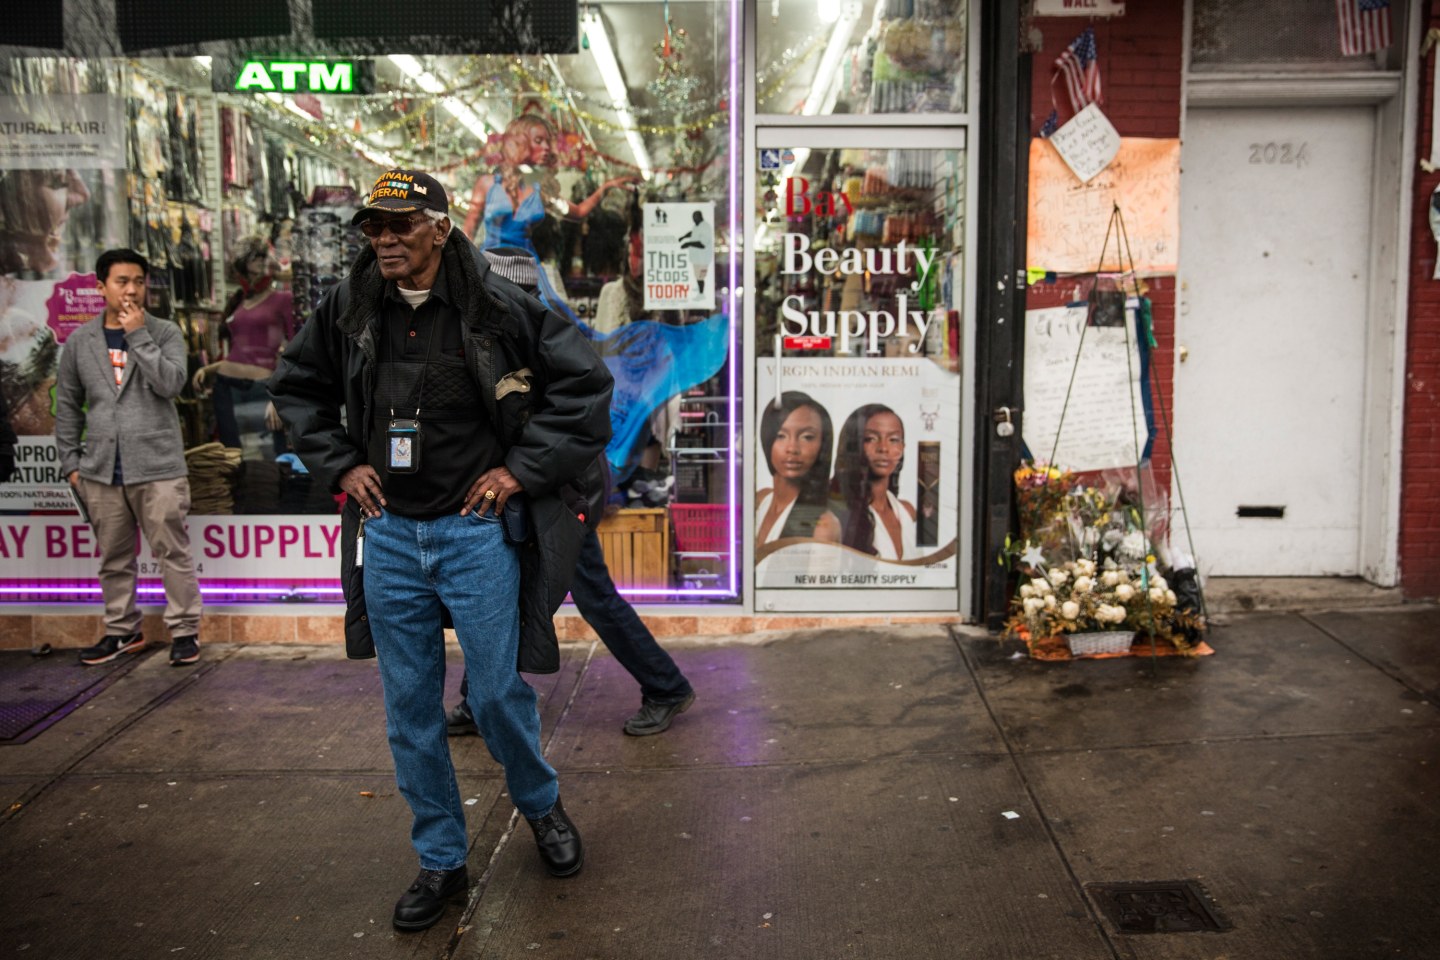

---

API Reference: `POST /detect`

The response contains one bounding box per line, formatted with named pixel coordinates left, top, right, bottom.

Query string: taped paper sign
left=1022, top=305, right=1151, bottom=472
left=1027, top=137, right=1180, bottom=274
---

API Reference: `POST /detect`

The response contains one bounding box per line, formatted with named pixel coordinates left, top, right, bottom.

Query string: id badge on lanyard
left=387, top=417, right=421, bottom=473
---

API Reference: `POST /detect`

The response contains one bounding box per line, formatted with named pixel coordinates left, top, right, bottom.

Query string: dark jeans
left=213, top=375, right=288, bottom=457
left=461, top=526, right=692, bottom=705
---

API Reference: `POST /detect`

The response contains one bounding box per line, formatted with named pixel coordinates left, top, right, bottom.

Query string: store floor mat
left=0, top=650, right=149, bottom=744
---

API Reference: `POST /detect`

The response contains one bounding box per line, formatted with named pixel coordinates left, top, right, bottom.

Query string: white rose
left=1165, top=589, right=1178, bottom=605
left=1020, top=584, right=1035, bottom=599
left=1101, top=571, right=1121, bottom=587
left=1033, top=578, right=1053, bottom=595
left=1100, top=604, right=1128, bottom=624
left=1149, top=587, right=1166, bottom=603
left=1151, top=575, right=1168, bottom=591
left=1073, top=576, right=1093, bottom=594
left=1115, top=584, right=1135, bottom=602
left=1049, top=570, right=1069, bottom=586
left=1061, top=600, right=1080, bottom=620
left=1044, top=595, right=1057, bottom=610
left=1023, top=597, right=1045, bottom=615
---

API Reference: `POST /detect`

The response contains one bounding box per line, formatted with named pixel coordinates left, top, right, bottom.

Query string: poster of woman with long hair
left=755, top=358, right=959, bottom=591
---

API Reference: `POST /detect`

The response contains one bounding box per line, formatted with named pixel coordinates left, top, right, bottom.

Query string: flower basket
left=1065, top=630, right=1135, bottom=657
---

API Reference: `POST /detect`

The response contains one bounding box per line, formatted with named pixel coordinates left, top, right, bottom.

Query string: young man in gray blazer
left=55, top=249, right=202, bottom=667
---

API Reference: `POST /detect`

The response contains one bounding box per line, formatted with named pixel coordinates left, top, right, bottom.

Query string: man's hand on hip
left=339, top=465, right=386, bottom=518
left=463, top=466, right=523, bottom=517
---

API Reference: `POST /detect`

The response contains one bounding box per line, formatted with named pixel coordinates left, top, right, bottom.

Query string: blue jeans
left=570, top=527, right=693, bottom=704
left=364, top=509, right=557, bottom=871
left=457, top=526, right=693, bottom=707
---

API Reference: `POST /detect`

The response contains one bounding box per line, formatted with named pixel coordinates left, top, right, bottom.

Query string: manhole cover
left=1085, top=880, right=1232, bottom=934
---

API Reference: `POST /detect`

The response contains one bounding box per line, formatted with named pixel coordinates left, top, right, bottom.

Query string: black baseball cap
left=351, top=169, right=449, bottom=224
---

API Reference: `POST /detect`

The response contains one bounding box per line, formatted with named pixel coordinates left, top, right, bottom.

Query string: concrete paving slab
left=457, top=757, right=1113, bottom=960
left=1304, top=606, right=1440, bottom=702
left=0, top=771, right=511, bottom=959
left=964, top=613, right=1440, bottom=752
left=68, top=643, right=589, bottom=780
left=1018, top=728, right=1440, bottom=959
left=0, top=646, right=225, bottom=780
left=547, top=626, right=1004, bottom=771
left=73, top=644, right=399, bottom=776
left=0, top=647, right=239, bottom=815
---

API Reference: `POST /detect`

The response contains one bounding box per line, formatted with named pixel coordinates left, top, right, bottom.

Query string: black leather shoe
left=446, top=701, right=479, bottom=736
left=623, top=691, right=695, bottom=736
left=527, top=798, right=583, bottom=877
left=392, top=866, right=468, bottom=932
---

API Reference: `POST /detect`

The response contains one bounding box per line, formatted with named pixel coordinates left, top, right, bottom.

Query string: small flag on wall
left=1336, top=0, right=1392, bottom=57
left=1056, top=27, right=1103, bottom=114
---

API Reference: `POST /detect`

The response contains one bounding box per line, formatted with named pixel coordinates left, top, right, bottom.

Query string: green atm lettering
left=234, top=61, right=355, bottom=94
left=234, top=61, right=275, bottom=91
left=308, top=62, right=353, bottom=93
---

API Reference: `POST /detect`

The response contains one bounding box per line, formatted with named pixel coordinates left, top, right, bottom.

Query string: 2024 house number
left=1249, top=142, right=1309, bottom=167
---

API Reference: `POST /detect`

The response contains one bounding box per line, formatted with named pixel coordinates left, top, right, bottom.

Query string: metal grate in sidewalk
left=1085, top=879, right=1232, bottom=934
left=0, top=649, right=149, bottom=744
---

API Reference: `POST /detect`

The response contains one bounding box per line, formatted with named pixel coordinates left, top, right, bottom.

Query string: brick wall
left=1402, top=3, right=1440, bottom=598
left=1024, top=7, right=1184, bottom=495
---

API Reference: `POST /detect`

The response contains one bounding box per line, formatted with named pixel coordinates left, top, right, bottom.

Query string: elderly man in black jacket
left=269, top=170, right=612, bottom=933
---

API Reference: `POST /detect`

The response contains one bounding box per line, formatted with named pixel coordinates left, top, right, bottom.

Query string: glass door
left=748, top=126, right=974, bottom=614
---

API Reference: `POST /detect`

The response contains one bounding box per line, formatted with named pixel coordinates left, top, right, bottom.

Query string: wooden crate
left=595, top=508, right=671, bottom=588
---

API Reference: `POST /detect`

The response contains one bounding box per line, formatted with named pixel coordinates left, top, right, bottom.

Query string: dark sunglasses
left=358, top=215, right=428, bottom=238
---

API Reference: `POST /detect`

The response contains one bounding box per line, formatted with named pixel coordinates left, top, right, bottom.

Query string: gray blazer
left=54, top=312, right=189, bottom=485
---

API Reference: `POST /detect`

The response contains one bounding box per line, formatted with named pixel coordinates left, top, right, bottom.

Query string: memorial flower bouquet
left=1004, top=461, right=1204, bottom=655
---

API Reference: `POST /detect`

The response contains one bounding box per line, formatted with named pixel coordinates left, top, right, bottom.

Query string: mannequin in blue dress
left=461, top=113, right=731, bottom=482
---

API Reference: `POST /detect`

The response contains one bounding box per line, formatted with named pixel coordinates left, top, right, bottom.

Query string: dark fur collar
left=337, top=231, right=507, bottom=339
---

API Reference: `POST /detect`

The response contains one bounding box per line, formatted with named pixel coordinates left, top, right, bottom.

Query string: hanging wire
left=1116, top=203, right=1209, bottom=628
left=1045, top=202, right=1117, bottom=469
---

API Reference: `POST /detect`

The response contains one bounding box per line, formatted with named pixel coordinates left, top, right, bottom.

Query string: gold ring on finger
left=484, top=490, right=497, bottom=500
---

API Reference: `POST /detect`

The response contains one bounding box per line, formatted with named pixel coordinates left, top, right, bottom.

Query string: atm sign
left=223, top=60, right=375, bottom=95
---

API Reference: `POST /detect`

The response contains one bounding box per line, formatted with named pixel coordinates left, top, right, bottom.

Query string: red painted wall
left=1023, top=7, right=1183, bottom=495
left=1402, top=4, right=1440, bottom=598
left=1023, top=4, right=1440, bottom=597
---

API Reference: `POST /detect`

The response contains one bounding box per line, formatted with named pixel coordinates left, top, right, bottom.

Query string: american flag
left=1336, top=0, right=1392, bottom=57
left=1055, top=27, right=1102, bottom=115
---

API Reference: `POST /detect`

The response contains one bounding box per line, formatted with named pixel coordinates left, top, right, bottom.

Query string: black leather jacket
left=269, top=233, right=613, bottom=671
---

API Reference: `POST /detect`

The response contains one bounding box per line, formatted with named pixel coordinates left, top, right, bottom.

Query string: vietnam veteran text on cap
left=351, top=170, right=449, bottom=224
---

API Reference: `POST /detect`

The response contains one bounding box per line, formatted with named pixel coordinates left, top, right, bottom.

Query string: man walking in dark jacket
left=447, top=248, right=695, bottom=738
left=269, top=170, right=612, bottom=932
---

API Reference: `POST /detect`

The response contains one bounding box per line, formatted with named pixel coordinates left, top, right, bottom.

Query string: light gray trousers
left=80, top=476, right=202, bottom=638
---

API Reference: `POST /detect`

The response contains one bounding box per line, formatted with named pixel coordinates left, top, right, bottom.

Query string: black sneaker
left=623, top=691, right=696, bottom=736
left=78, top=633, right=145, bottom=666
left=446, top=701, right=479, bottom=736
left=169, top=635, right=200, bottom=666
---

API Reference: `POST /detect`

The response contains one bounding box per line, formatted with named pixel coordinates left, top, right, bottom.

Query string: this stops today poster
left=641, top=202, right=716, bottom=311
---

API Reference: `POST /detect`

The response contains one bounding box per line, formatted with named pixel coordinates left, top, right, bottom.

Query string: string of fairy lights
left=183, top=18, right=827, bottom=185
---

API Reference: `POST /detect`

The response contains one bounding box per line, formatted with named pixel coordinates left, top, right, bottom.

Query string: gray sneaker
left=169, top=635, right=200, bottom=666
left=78, top=633, right=146, bottom=666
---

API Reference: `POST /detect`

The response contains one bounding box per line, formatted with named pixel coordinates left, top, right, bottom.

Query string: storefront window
left=0, top=1, right=739, bottom=604
left=755, top=0, right=968, bottom=116
left=753, top=143, right=964, bottom=602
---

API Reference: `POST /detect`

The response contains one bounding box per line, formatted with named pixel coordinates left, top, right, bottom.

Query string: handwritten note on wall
left=1026, top=137, right=1181, bottom=274
left=1049, top=104, right=1120, bottom=183
left=1023, top=305, right=1150, bottom=473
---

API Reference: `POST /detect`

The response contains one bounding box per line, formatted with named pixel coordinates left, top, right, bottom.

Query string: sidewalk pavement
left=1, top=603, right=1437, bottom=959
